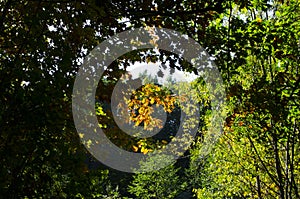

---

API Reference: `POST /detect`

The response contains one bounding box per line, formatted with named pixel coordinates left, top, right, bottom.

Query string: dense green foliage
left=1, top=0, right=299, bottom=198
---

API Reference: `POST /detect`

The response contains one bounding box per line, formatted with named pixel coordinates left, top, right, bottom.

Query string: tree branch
left=247, top=135, right=280, bottom=187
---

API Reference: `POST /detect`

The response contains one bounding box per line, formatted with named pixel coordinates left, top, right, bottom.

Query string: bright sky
left=126, top=62, right=198, bottom=85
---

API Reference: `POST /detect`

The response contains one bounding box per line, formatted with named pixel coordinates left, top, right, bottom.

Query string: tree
left=1, top=0, right=299, bottom=198
left=191, top=0, right=300, bottom=198
left=0, top=0, right=123, bottom=197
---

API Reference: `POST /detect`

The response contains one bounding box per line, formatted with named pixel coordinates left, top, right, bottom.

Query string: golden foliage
left=126, top=83, right=178, bottom=130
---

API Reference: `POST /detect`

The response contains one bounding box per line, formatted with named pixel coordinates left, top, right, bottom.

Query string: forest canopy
left=0, top=0, right=299, bottom=198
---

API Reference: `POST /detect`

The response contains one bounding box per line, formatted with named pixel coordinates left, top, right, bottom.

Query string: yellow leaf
left=144, top=120, right=149, bottom=127
left=132, top=145, right=139, bottom=152
left=141, top=147, right=149, bottom=154
left=138, top=107, right=145, bottom=114
left=150, top=98, right=155, bottom=104
left=161, top=140, right=168, bottom=144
